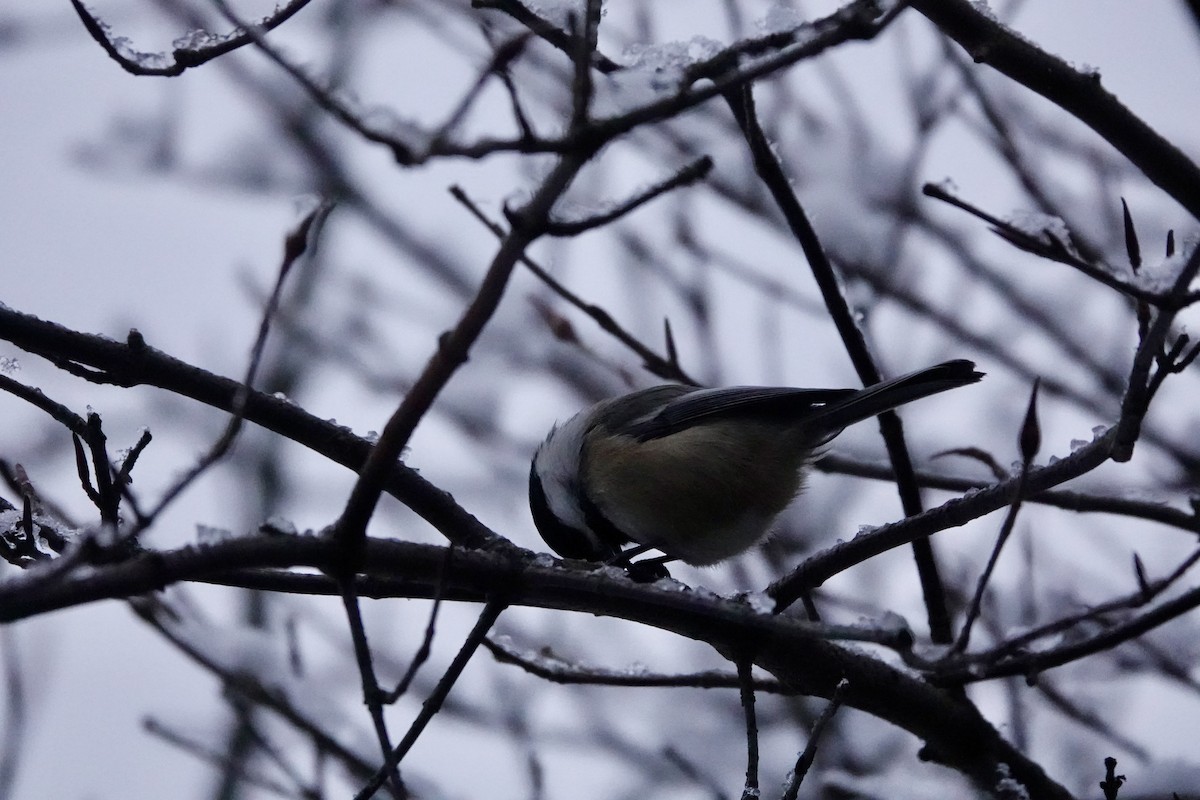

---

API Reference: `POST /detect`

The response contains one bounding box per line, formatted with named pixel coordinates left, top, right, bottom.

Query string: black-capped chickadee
left=529, top=359, right=982, bottom=567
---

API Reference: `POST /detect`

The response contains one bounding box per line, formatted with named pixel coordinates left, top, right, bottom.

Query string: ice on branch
left=738, top=591, right=776, bottom=615
left=969, top=1, right=998, bottom=21
left=196, top=524, right=233, bottom=544
left=524, top=0, right=597, bottom=29
left=625, top=37, right=724, bottom=72
left=1131, top=242, right=1199, bottom=294
left=594, top=36, right=725, bottom=113
left=356, top=103, right=432, bottom=153
left=263, top=516, right=297, bottom=536
left=994, top=763, right=1031, bottom=800
left=110, top=35, right=171, bottom=72
left=171, top=27, right=229, bottom=52
left=1003, top=210, right=1081, bottom=258
left=0, top=510, right=22, bottom=538
left=759, top=4, right=806, bottom=34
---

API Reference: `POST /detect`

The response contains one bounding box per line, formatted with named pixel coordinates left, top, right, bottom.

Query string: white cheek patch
left=535, top=412, right=593, bottom=533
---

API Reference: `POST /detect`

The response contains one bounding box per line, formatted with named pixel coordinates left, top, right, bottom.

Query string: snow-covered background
left=4, top=1, right=1200, bottom=798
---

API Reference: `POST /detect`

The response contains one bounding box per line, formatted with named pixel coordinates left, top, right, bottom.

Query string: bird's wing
left=618, top=359, right=982, bottom=442
left=626, top=386, right=855, bottom=441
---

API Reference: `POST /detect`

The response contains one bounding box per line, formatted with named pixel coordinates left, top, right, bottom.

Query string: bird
left=529, top=359, right=982, bottom=568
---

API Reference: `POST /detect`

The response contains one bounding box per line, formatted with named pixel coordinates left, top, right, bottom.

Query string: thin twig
left=818, top=451, right=1200, bottom=535
left=544, top=156, right=713, bottom=236
left=384, top=547, right=455, bottom=703
left=0, top=304, right=506, bottom=551
left=355, top=600, right=506, bottom=800
left=922, top=182, right=1157, bottom=303
left=727, top=82, right=952, bottom=643
left=338, top=583, right=404, bottom=797
left=662, top=747, right=727, bottom=800
left=736, top=656, right=759, bottom=799
left=911, top=0, right=1200, bottom=220
left=928, top=575, right=1200, bottom=685
left=206, top=0, right=417, bottom=164
left=241, top=718, right=318, bottom=797
left=333, top=152, right=589, bottom=555
left=114, top=429, right=153, bottom=490
left=567, top=0, right=602, bottom=128
left=953, top=379, right=1040, bottom=654
left=0, top=381, right=125, bottom=534
left=0, top=374, right=88, bottom=436
left=295, top=0, right=898, bottom=164
left=1099, top=756, right=1125, bottom=800
left=0, top=628, right=26, bottom=800
left=1037, top=679, right=1149, bottom=762
left=142, top=717, right=297, bottom=799
left=1113, top=245, right=1200, bottom=461
left=69, top=433, right=102, bottom=509
left=70, top=0, right=319, bottom=77
left=944, top=40, right=1105, bottom=264
left=478, top=23, right=535, bottom=137
left=769, top=428, right=1116, bottom=611
left=131, top=596, right=386, bottom=789
left=83, top=413, right=119, bottom=526
left=427, top=33, right=534, bottom=150
left=934, top=547, right=1200, bottom=673
left=448, top=185, right=697, bottom=384
left=484, top=636, right=793, bottom=692
left=473, top=0, right=622, bottom=73
left=140, top=201, right=334, bottom=529
left=780, top=678, right=847, bottom=800
left=0, top=462, right=72, bottom=536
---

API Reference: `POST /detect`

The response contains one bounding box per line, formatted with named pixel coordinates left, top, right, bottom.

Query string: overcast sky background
left=4, top=2, right=1200, bottom=798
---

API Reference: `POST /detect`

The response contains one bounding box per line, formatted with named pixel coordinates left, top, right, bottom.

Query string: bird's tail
left=808, top=359, right=983, bottom=434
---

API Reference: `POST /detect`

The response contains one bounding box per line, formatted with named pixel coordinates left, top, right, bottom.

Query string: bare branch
left=449, top=185, right=698, bottom=384
left=780, top=679, right=847, bottom=800
left=354, top=600, right=506, bottom=800
left=138, top=200, right=334, bottom=530
left=922, top=182, right=1162, bottom=304
left=728, top=82, right=953, bottom=642
left=333, top=153, right=591, bottom=554
left=911, top=0, right=1200, bottom=219
left=544, top=156, right=713, bottom=236
left=770, top=429, right=1116, bottom=611
left=69, top=0, right=318, bottom=76
left=953, top=379, right=1041, bottom=654
left=736, top=656, right=759, bottom=799
left=483, top=636, right=793, bottom=692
